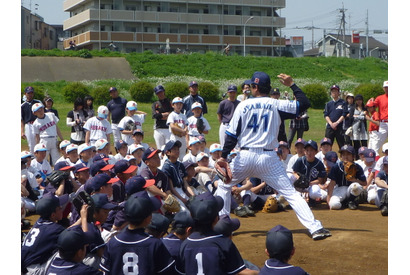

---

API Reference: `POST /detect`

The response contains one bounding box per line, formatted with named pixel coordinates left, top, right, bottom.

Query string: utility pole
left=323, top=29, right=326, bottom=56
left=296, top=22, right=320, bottom=50
left=366, top=9, right=369, bottom=57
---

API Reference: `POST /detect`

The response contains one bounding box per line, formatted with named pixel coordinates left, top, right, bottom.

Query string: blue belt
left=240, top=147, right=274, bottom=151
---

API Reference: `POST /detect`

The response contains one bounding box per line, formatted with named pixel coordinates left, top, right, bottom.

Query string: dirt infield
left=233, top=202, right=388, bottom=275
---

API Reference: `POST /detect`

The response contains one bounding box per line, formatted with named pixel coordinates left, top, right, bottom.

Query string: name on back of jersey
left=243, top=102, right=273, bottom=114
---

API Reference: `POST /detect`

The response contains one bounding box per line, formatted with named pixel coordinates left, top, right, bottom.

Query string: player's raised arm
left=278, top=73, right=311, bottom=114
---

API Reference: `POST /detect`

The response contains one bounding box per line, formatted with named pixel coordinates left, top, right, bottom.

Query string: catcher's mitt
left=196, top=118, right=205, bottom=134
left=343, top=161, right=357, bottom=181
left=293, top=172, right=309, bottom=190
left=214, top=159, right=233, bottom=184
left=124, top=120, right=136, bottom=131
left=72, top=191, right=95, bottom=223
left=163, top=194, right=181, bottom=213
left=262, top=196, right=278, bottom=213
left=170, top=123, right=184, bottom=137
left=47, top=170, right=70, bottom=188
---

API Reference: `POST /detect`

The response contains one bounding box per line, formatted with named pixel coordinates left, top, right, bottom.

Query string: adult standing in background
left=324, top=85, right=348, bottom=150
left=84, top=95, right=95, bottom=118
left=66, top=97, right=88, bottom=145
left=373, top=81, right=388, bottom=152
left=43, top=96, right=59, bottom=119
left=21, top=86, right=42, bottom=154
left=343, top=93, right=355, bottom=146
left=287, top=109, right=309, bottom=148
left=351, top=94, right=368, bottom=160
left=152, top=85, right=173, bottom=149
left=217, top=85, right=240, bottom=147
left=107, top=87, right=127, bottom=144
left=182, top=81, right=208, bottom=118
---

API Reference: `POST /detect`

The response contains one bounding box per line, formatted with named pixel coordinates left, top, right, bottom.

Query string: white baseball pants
left=219, top=123, right=229, bottom=147
left=111, top=123, right=121, bottom=144
left=328, top=183, right=363, bottom=210
left=154, top=128, right=171, bottom=150
left=25, top=123, right=36, bottom=154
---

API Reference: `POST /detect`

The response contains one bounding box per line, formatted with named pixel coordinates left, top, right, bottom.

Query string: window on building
left=235, top=7, right=242, bottom=15
left=330, top=39, right=336, bottom=45
left=26, top=16, right=29, bottom=24
left=44, top=28, right=47, bottom=37
left=351, top=48, right=356, bottom=54
left=35, top=21, right=38, bottom=30
left=101, top=26, right=105, bottom=31
left=50, top=30, right=53, bottom=40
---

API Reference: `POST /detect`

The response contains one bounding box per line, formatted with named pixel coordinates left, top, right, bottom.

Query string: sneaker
left=234, top=206, right=247, bottom=217
left=312, top=228, right=332, bottom=240
left=244, top=205, right=255, bottom=216
left=348, top=201, right=358, bottom=210
left=380, top=205, right=388, bottom=216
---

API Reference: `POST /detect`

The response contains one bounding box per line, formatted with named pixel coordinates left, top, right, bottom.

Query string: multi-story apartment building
left=63, top=0, right=286, bottom=56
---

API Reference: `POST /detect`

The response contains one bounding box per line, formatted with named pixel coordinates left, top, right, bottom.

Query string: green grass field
left=21, top=102, right=327, bottom=154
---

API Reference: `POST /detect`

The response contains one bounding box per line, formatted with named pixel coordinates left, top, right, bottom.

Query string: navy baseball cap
left=84, top=178, right=94, bottom=195
left=54, top=161, right=74, bottom=171
left=147, top=213, right=170, bottom=233
left=142, top=147, right=160, bottom=162
left=183, top=160, right=198, bottom=170
left=358, top=146, right=367, bottom=156
left=339, top=145, right=355, bottom=155
left=36, top=192, right=69, bottom=218
left=363, top=148, right=376, bottom=162
left=115, top=140, right=128, bottom=150
left=24, top=86, right=34, bottom=93
left=57, top=225, right=94, bottom=253
left=91, top=193, right=117, bottom=210
left=93, top=153, right=109, bottom=162
left=189, top=81, right=198, bottom=87
left=227, top=85, right=237, bottom=92
left=74, top=163, right=89, bottom=173
left=89, top=173, right=117, bottom=192
left=90, top=160, right=114, bottom=177
left=132, top=129, right=144, bottom=136
left=214, top=214, right=240, bottom=237
left=278, top=141, right=289, bottom=149
left=330, top=85, right=340, bottom=91
left=270, top=88, right=280, bottom=95
left=266, top=225, right=294, bottom=258
left=109, top=87, right=117, bottom=92
left=304, top=140, right=318, bottom=151
left=189, top=192, right=224, bottom=224
left=125, top=191, right=161, bottom=223
left=114, top=159, right=137, bottom=174
left=172, top=211, right=194, bottom=229
left=294, top=138, right=306, bottom=147
left=154, top=85, right=165, bottom=94
left=251, top=71, right=271, bottom=89
left=383, top=155, right=388, bottom=165
left=325, top=151, right=338, bottom=168
left=320, top=137, right=333, bottom=146
left=164, top=140, right=182, bottom=153
left=125, top=175, right=156, bottom=196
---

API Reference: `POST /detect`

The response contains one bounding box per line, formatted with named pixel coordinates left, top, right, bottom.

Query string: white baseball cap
left=383, top=81, right=388, bottom=87
left=78, top=143, right=94, bottom=154
left=229, top=149, right=239, bottom=156
left=172, top=97, right=183, bottom=104
left=97, top=106, right=109, bottom=119
left=32, top=103, right=44, bottom=113
left=124, top=155, right=136, bottom=162
left=128, top=144, right=145, bottom=154
left=126, top=101, right=138, bottom=111
left=382, top=143, right=388, bottom=153
left=95, top=139, right=109, bottom=150
left=189, top=137, right=200, bottom=146
left=66, top=144, right=79, bottom=153
left=210, top=143, right=222, bottom=153
left=59, top=140, right=71, bottom=150
left=191, top=102, right=202, bottom=110
left=196, top=152, right=209, bottom=162
left=21, top=150, right=33, bottom=159
left=34, top=143, right=47, bottom=152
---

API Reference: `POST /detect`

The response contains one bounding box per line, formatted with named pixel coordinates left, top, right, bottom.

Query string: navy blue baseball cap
left=36, top=192, right=69, bottom=218
left=154, top=85, right=165, bottom=94
left=142, top=147, right=160, bottom=162
left=183, top=160, right=198, bottom=170
left=339, top=145, right=355, bottom=155
left=304, top=140, right=318, bottom=151
left=214, top=214, right=240, bottom=237
left=91, top=193, right=117, bottom=210
left=164, top=140, right=182, bottom=153
left=294, top=138, right=306, bottom=147
left=189, top=81, right=198, bottom=87
left=320, top=137, right=333, bottom=146
left=125, top=191, right=161, bottom=223
left=57, top=225, right=94, bottom=252
left=109, top=87, right=117, bottom=92
left=114, top=159, right=137, bottom=174
left=227, top=85, right=237, bottom=92
left=147, top=213, right=170, bottom=233
left=132, top=129, right=144, bottom=136
left=266, top=225, right=294, bottom=258
left=325, top=151, right=338, bottom=168
left=278, top=141, right=289, bottom=149
left=90, top=160, right=114, bottom=177
left=74, top=163, right=89, bottom=173
left=172, top=211, right=194, bottom=229
left=358, top=146, right=367, bottom=156
left=270, top=88, right=280, bottom=95
left=330, top=85, right=340, bottom=91
left=24, top=86, right=34, bottom=93
left=89, top=173, right=117, bottom=192
left=251, top=71, right=271, bottom=89
left=383, top=155, right=388, bottom=165
left=93, top=153, right=109, bottom=162
left=363, top=148, right=376, bottom=162
left=115, top=140, right=128, bottom=150
left=125, top=175, right=155, bottom=196
left=189, top=192, right=224, bottom=224
left=54, top=161, right=74, bottom=171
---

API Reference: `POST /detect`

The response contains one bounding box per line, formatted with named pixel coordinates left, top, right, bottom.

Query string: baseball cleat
left=312, top=228, right=332, bottom=240
left=244, top=205, right=255, bottom=216
left=348, top=201, right=358, bottom=210
left=234, top=206, right=247, bottom=217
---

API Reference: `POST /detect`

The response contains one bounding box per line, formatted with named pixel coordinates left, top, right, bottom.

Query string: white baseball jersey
left=33, top=113, right=59, bottom=138
left=226, top=97, right=298, bottom=149
left=166, top=111, right=188, bottom=139
left=187, top=116, right=211, bottom=136
left=118, top=114, right=145, bottom=144
left=31, top=159, right=52, bottom=177
left=83, top=116, right=112, bottom=142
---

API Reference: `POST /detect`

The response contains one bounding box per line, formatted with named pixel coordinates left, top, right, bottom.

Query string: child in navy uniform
left=176, top=192, right=258, bottom=275
left=259, top=225, right=309, bottom=275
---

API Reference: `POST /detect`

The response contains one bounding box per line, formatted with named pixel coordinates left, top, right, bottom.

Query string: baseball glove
left=124, top=120, right=136, bottom=131
left=163, top=194, right=181, bottom=213
left=47, top=170, right=70, bottom=188
left=170, top=123, right=184, bottom=137
left=214, top=159, right=233, bottom=184
left=293, top=172, right=309, bottom=190
left=262, top=196, right=278, bottom=213
left=72, top=191, right=95, bottom=223
left=196, top=118, right=205, bottom=134
left=343, top=161, right=357, bottom=181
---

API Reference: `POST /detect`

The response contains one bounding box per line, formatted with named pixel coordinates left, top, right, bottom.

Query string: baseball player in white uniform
left=167, top=97, right=189, bottom=161
left=117, top=101, right=147, bottom=145
left=216, top=72, right=331, bottom=241
left=83, top=106, right=112, bottom=146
